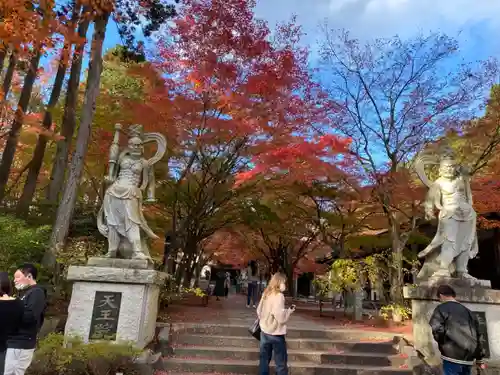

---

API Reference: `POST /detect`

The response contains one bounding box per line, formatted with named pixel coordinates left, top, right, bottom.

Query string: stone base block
left=417, top=275, right=491, bottom=289
left=64, top=260, right=167, bottom=349
left=87, top=257, right=153, bottom=270
left=404, top=280, right=500, bottom=364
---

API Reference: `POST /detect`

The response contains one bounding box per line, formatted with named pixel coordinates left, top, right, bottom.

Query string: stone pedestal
left=64, top=257, right=167, bottom=349
left=404, top=277, right=500, bottom=365
left=353, top=289, right=364, bottom=321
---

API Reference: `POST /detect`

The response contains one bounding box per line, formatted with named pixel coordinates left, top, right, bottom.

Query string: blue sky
left=253, top=0, right=500, bottom=62
left=93, top=0, right=500, bottom=174
left=100, top=0, right=500, bottom=69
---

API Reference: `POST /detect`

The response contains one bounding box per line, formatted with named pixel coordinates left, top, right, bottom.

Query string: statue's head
left=127, top=125, right=144, bottom=158
left=439, top=156, right=457, bottom=179
left=437, top=144, right=458, bottom=179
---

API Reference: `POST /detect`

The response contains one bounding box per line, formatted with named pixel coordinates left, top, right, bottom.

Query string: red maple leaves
left=473, top=177, right=500, bottom=229
left=131, top=0, right=348, bottom=185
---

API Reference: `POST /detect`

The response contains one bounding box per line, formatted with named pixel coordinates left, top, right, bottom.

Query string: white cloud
left=255, top=0, right=500, bottom=51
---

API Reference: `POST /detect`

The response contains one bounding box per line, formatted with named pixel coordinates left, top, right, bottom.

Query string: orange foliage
left=473, top=176, right=500, bottom=229
left=202, top=230, right=257, bottom=268
left=201, top=224, right=331, bottom=274
left=293, top=242, right=330, bottom=275
left=445, top=86, right=500, bottom=229
left=128, top=0, right=349, bottom=184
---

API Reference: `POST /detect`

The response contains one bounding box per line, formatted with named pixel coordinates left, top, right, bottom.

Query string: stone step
left=161, top=357, right=412, bottom=375
left=172, top=345, right=407, bottom=367
left=170, top=323, right=397, bottom=341
left=173, top=335, right=398, bottom=353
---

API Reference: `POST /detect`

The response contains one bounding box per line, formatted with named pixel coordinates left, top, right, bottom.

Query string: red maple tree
left=202, top=229, right=258, bottom=268
left=121, top=0, right=352, bottom=284
left=130, top=0, right=349, bottom=184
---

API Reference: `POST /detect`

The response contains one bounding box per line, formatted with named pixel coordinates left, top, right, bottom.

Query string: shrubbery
left=27, top=333, right=143, bottom=375
left=0, top=214, right=50, bottom=274
left=159, top=274, right=207, bottom=307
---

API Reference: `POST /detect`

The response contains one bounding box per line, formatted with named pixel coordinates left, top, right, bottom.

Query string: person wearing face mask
left=0, top=272, right=24, bottom=375
left=4, top=263, right=47, bottom=375
left=256, top=272, right=295, bottom=375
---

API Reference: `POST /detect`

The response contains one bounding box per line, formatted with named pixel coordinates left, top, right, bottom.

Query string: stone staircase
left=159, top=322, right=414, bottom=375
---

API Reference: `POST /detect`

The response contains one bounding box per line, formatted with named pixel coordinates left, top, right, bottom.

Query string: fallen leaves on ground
left=294, top=308, right=413, bottom=338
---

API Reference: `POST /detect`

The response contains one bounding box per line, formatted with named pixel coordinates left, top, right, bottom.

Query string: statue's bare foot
left=132, top=252, right=151, bottom=261
left=104, top=251, right=117, bottom=258
left=456, top=272, right=477, bottom=281
left=433, top=269, right=451, bottom=277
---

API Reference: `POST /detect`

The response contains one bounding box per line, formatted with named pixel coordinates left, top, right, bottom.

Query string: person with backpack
left=429, top=284, right=486, bottom=375
left=4, top=263, right=47, bottom=375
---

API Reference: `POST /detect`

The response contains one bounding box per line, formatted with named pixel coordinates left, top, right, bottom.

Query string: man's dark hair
left=18, top=263, right=38, bottom=280
left=0, top=272, right=12, bottom=296
left=437, top=284, right=456, bottom=298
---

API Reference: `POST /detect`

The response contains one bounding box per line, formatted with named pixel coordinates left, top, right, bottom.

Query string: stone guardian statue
left=414, top=145, right=478, bottom=281
left=97, top=124, right=167, bottom=260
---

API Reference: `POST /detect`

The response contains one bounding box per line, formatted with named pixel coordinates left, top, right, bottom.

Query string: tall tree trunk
left=287, top=262, right=295, bottom=297
left=389, top=219, right=404, bottom=304
left=17, top=6, right=81, bottom=215
left=0, top=50, right=18, bottom=122
left=46, top=15, right=90, bottom=204
left=0, top=49, right=41, bottom=203
left=2, top=50, right=17, bottom=100
left=177, top=252, right=192, bottom=286
left=0, top=45, right=8, bottom=77
left=44, top=13, right=109, bottom=270
left=184, top=254, right=199, bottom=288
left=176, top=238, right=197, bottom=286
left=174, top=259, right=187, bottom=286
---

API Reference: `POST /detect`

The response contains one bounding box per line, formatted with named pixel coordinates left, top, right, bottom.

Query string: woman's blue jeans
left=247, top=281, right=257, bottom=305
left=259, top=332, right=288, bottom=375
left=442, top=360, right=472, bottom=375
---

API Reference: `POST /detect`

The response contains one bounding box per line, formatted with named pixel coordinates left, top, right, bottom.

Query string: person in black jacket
left=214, top=271, right=225, bottom=301
left=429, top=284, right=486, bottom=375
left=0, top=272, right=24, bottom=375
left=4, top=263, right=47, bottom=375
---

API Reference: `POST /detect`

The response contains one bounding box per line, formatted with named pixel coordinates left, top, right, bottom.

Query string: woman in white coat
left=256, top=273, right=295, bottom=375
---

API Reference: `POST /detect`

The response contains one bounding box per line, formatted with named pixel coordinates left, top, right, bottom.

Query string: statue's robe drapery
left=423, top=176, right=478, bottom=262
left=98, top=153, right=158, bottom=241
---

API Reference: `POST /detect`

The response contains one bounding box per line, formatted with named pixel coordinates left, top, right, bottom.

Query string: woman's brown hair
left=0, top=271, right=12, bottom=296
left=262, top=272, right=286, bottom=300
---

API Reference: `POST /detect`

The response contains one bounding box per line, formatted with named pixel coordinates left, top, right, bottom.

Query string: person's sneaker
left=246, top=304, right=250, bottom=308
left=253, top=304, right=256, bottom=308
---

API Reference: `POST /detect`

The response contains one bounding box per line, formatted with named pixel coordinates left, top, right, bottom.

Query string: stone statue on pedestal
left=404, top=146, right=496, bottom=367
left=97, top=124, right=167, bottom=260
left=414, top=145, right=478, bottom=281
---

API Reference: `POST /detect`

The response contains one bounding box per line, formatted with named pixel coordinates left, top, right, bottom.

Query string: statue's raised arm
left=106, top=123, right=123, bottom=183
left=414, top=151, right=441, bottom=220
left=97, top=124, right=167, bottom=261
